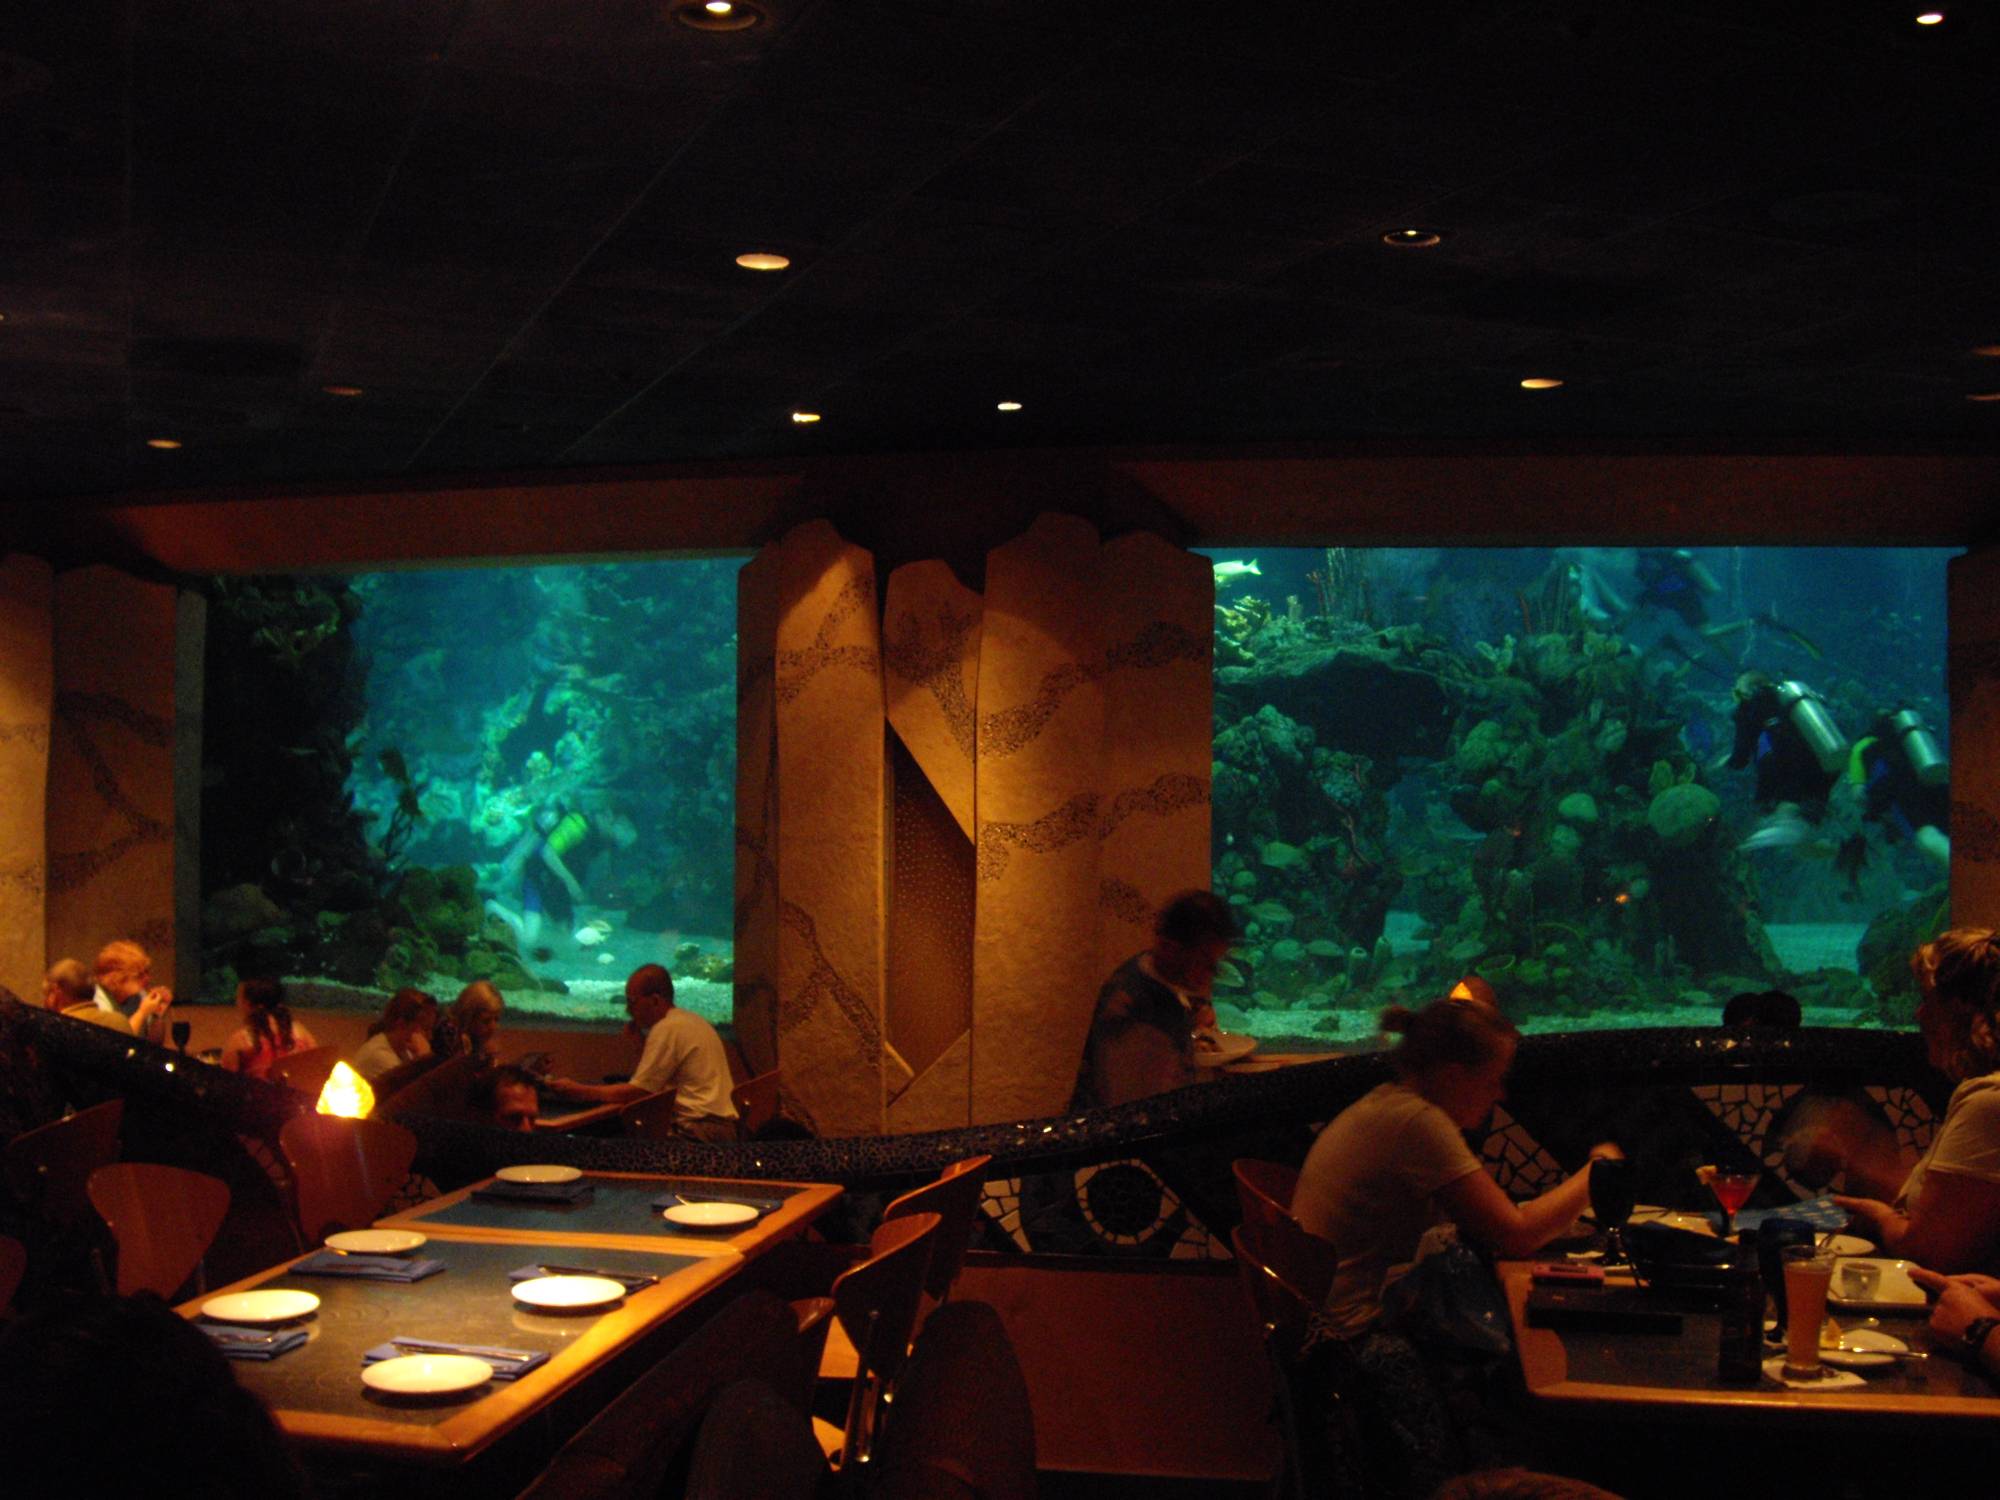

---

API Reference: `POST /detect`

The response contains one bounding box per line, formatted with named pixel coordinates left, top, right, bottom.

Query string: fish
left=596, top=952, right=616, bottom=965
left=1211, top=559, right=1262, bottom=588
left=573, top=918, right=612, bottom=947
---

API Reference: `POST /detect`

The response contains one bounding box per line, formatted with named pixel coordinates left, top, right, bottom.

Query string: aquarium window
left=197, top=559, right=745, bottom=1029
left=1202, top=546, right=1959, bottom=1042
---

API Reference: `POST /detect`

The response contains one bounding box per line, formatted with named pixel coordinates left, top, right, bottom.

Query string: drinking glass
left=1781, top=1244, right=1837, bottom=1380
left=1708, top=1169, right=1759, bottom=1239
left=1757, top=1219, right=1816, bottom=1335
left=1589, top=1156, right=1637, bottom=1264
left=171, top=1021, right=192, bottom=1053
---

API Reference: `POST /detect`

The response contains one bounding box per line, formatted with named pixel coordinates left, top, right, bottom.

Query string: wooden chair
left=86, top=1163, right=231, bottom=1298
left=729, top=1070, right=782, bottom=1138
left=618, top=1090, right=680, bottom=1139
left=0, top=1234, right=25, bottom=1314
left=826, top=1211, right=943, bottom=1471
left=374, top=1053, right=480, bottom=1122
left=279, top=1113, right=419, bottom=1247
left=882, top=1153, right=991, bottom=1307
left=269, top=1044, right=342, bottom=1103
left=1233, top=1158, right=1300, bottom=1242
left=4, top=1101, right=123, bottom=1234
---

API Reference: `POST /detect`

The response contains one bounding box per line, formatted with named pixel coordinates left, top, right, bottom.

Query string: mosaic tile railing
left=10, top=1001, right=1941, bottom=1261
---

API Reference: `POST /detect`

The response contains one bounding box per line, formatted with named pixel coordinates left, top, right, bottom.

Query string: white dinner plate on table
left=325, top=1229, right=427, bottom=1255
left=663, top=1200, right=759, bottom=1229
left=495, top=1164, right=582, bottom=1185
left=1822, top=1328, right=1910, bottom=1369
left=362, top=1353, right=494, bottom=1396
left=512, top=1274, right=627, bottom=1312
left=1822, top=1233, right=1876, bottom=1257
left=1828, top=1257, right=1927, bottom=1312
left=1192, top=1030, right=1258, bottom=1068
left=200, top=1289, right=321, bottom=1325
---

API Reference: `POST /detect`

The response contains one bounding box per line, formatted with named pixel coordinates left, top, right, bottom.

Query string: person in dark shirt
left=1077, top=890, right=1239, bottom=1108
left=1728, top=673, right=1846, bottom=850
left=1850, top=708, right=1951, bottom=871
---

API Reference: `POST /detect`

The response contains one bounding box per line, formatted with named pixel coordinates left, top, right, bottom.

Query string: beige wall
left=0, top=555, right=54, bottom=1001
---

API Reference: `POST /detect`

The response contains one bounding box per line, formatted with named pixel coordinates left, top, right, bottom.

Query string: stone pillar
left=47, top=567, right=182, bottom=992
left=0, top=555, right=55, bottom=1001
left=1948, top=547, right=2000, bottom=925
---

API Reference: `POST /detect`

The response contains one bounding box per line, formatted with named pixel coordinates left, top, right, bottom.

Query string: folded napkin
left=363, top=1337, right=549, bottom=1381
left=203, top=1323, right=309, bottom=1361
left=291, top=1250, right=448, bottom=1283
left=471, top=1178, right=595, bottom=1205
left=652, top=1189, right=781, bottom=1217
left=1716, top=1196, right=1850, bottom=1235
left=507, top=1263, right=657, bottom=1292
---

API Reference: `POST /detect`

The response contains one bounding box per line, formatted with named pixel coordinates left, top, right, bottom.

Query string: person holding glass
left=90, top=940, right=174, bottom=1043
left=1832, top=928, right=2000, bottom=1274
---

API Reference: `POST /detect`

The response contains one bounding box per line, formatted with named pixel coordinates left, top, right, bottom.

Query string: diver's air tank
left=1775, top=681, right=1848, bottom=773
left=1887, top=709, right=1950, bottom=786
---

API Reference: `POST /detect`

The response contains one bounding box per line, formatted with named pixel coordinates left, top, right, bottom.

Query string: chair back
left=279, top=1113, right=419, bottom=1245
left=375, top=1053, right=481, bottom=1122
left=86, top=1163, right=231, bottom=1298
left=729, top=1070, right=781, bottom=1137
left=4, top=1100, right=123, bottom=1230
left=832, top=1211, right=944, bottom=1467
left=1232, top=1158, right=1299, bottom=1242
left=882, top=1154, right=991, bottom=1303
left=619, top=1090, right=680, bottom=1139
left=270, top=1044, right=341, bottom=1102
left=865, top=1300, right=1036, bottom=1500
left=0, top=1234, right=25, bottom=1314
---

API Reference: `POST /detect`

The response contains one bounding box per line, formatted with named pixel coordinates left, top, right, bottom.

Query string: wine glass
left=171, top=1020, right=192, bottom=1053
left=1589, top=1156, right=1638, bottom=1266
left=1708, top=1169, right=1760, bottom=1239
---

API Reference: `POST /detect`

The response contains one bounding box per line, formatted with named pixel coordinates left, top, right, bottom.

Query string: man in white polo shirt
left=547, top=964, right=739, bottom=1141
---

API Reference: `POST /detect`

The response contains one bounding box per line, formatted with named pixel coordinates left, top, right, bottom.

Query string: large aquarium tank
left=196, top=545, right=1955, bottom=1043
left=1201, top=546, right=1957, bottom=1043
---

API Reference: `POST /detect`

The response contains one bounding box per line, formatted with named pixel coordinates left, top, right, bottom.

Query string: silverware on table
left=537, top=1264, right=656, bottom=1284
left=390, top=1337, right=537, bottom=1363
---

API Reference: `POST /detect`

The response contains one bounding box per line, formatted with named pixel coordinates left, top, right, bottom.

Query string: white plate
left=662, top=1200, right=759, bottom=1229
left=1822, top=1233, right=1876, bottom=1257
left=512, top=1274, right=627, bottom=1311
left=1191, top=1030, right=1258, bottom=1068
left=1822, top=1328, right=1910, bottom=1369
left=325, top=1229, right=427, bottom=1255
left=362, top=1353, right=494, bottom=1396
left=495, top=1164, right=582, bottom=1185
left=200, top=1289, right=321, bottom=1325
left=1828, top=1256, right=1927, bottom=1311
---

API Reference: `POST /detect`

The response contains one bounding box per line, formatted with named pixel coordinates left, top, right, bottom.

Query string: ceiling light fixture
left=145, top=437, right=182, bottom=449
left=1520, top=377, right=1564, bottom=390
left=321, top=384, right=365, bottom=397
left=790, top=410, right=821, bottom=424
left=1382, top=227, right=1444, bottom=248
left=735, top=251, right=790, bottom=271
left=673, top=1, right=761, bottom=30
left=996, top=401, right=1023, bottom=412
left=1916, top=11, right=1945, bottom=25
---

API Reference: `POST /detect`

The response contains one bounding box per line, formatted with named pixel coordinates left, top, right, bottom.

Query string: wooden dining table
left=177, top=1170, right=842, bottom=1470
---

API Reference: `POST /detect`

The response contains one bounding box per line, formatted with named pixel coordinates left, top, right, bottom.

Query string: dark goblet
left=1589, top=1157, right=1637, bottom=1264
left=171, top=1021, right=192, bottom=1053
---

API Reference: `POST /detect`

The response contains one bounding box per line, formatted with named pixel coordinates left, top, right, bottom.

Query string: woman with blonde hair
left=1835, top=928, right=2000, bottom=1273
left=431, top=979, right=505, bottom=1062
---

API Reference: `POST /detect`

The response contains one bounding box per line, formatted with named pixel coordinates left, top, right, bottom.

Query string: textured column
left=733, top=546, right=783, bottom=1080
left=0, top=555, right=55, bottom=1001
left=772, top=522, right=894, bottom=1136
left=1949, top=548, right=2000, bottom=925
left=1094, top=531, right=1214, bottom=985
left=972, top=513, right=1106, bottom=1123
left=47, top=567, right=182, bottom=985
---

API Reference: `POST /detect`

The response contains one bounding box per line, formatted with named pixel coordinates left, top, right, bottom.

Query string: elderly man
left=92, top=940, right=174, bottom=1042
left=547, top=965, right=739, bottom=1141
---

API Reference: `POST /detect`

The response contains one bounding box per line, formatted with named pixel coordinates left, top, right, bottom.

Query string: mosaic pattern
left=1479, top=1105, right=1566, bottom=1198
left=1866, top=1084, right=1939, bottom=1158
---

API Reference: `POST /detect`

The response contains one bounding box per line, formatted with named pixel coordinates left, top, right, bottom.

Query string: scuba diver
left=1728, top=673, right=1848, bottom=850
left=485, top=801, right=596, bottom=949
left=1843, top=708, right=1951, bottom=873
left=1634, top=548, right=1722, bottom=629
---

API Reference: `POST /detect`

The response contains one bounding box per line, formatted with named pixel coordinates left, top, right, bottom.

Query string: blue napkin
left=292, top=1250, right=447, bottom=1283
left=652, top=1189, right=780, bottom=1218
left=1715, top=1196, right=1850, bottom=1235
left=507, top=1263, right=657, bottom=1292
left=363, top=1337, right=549, bottom=1381
left=203, top=1323, right=309, bottom=1361
left=472, top=1177, right=594, bottom=1205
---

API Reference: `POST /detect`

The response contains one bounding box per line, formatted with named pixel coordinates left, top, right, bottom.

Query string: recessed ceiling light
left=321, top=384, right=365, bottom=397
left=1382, top=227, right=1444, bottom=248
left=790, top=410, right=821, bottom=424
left=734, top=251, right=790, bottom=272
left=1968, top=392, right=2000, bottom=402
left=1916, top=11, right=1945, bottom=25
left=145, top=437, right=183, bottom=449
left=996, top=401, right=1023, bottom=412
left=673, top=0, right=761, bottom=30
left=1519, top=377, right=1564, bottom=390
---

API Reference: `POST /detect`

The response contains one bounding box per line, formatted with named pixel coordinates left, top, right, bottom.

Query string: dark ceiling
left=3, top=0, right=1999, bottom=505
